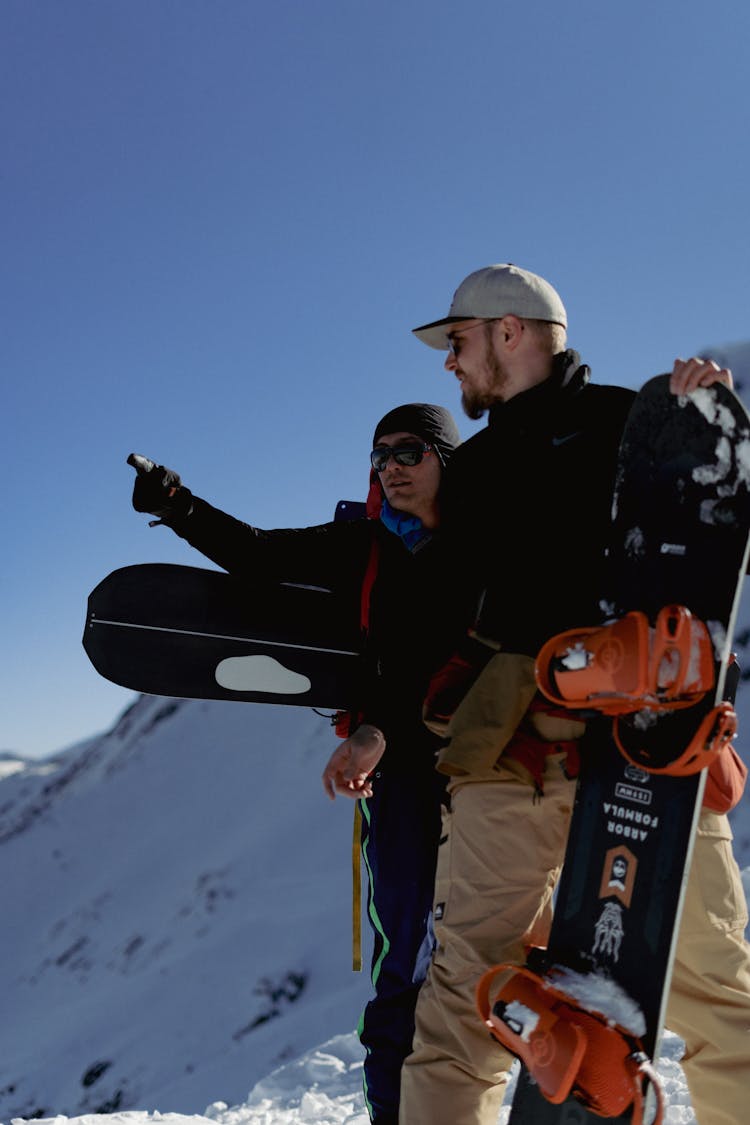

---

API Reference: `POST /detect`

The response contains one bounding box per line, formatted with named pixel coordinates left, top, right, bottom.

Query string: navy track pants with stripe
left=358, top=761, right=448, bottom=1124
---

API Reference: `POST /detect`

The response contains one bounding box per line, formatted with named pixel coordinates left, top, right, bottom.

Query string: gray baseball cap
left=412, top=263, right=568, bottom=350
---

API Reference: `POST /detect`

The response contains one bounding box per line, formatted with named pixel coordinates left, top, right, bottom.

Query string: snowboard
left=84, top=501, right=370, bottom=710
left=507, top=374, right=750, bottom=1123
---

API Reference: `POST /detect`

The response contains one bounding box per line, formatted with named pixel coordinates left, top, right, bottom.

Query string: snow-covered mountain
left=0, top=696, right=372, bottom=1122
left=703, top=341, right=750, bottom=390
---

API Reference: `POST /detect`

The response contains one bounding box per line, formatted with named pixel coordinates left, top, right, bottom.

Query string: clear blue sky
left=3, top=0, right=750, bottom=757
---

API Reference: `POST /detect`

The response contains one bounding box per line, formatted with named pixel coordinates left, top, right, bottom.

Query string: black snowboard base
left=83, top=562, right=364, bottom=710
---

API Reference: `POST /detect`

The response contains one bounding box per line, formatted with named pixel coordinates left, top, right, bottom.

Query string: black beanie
left=372, top=403, right=461, bottom=466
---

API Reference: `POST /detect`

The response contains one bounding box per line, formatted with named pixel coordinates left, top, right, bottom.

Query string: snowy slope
left=0, top=696, right=372, bottom=1121
left=7, top=1030, right=704, bottom=1125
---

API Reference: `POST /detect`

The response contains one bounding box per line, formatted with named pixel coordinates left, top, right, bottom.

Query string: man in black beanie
left=129, top=402, right=469, bottom=1125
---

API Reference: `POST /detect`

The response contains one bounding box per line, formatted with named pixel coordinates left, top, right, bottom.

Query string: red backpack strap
left=360, top=532, right=380, bottom=632
left=332, top=521, right=380, bottom=738
left=365, top=468, right=382, bottom=519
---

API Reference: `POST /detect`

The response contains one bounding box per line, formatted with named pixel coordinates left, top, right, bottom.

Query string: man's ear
left=496, top=314, right=525, bottom=352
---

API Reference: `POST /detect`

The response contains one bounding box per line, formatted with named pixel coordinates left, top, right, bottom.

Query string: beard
left=460, top=335, right=510, bottom=419
left=461, top=387, right=488, bottom=421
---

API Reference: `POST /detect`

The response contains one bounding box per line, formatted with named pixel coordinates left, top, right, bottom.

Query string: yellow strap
left=352, top=801, right=363, bottom=971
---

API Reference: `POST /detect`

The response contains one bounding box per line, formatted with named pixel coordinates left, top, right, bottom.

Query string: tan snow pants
left=398, top=754, right=575, bottom=1125
left=666, top=810, right=750, bottom=1125
left=399, top=768, right=750, bottom=1125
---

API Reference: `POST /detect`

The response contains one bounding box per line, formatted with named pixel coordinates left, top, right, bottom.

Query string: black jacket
left=440, top=353, right=636, bottom=656
left=167, top=498, right=467, bottom=767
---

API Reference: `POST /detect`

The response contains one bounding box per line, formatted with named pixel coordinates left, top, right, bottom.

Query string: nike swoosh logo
left=552, top=431, right=583, bottom=446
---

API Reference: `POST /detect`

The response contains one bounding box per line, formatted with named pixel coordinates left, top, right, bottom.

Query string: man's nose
left=444, top=350, right=457, bottom=372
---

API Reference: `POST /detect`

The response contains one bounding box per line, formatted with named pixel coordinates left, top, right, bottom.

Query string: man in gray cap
left=399, top=264, right=750, bottom=1125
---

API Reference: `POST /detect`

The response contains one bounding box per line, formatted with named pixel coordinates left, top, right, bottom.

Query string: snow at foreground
left=12, top=1028, right=699, bottom=1125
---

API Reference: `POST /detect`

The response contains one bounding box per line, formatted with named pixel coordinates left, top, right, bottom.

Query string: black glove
left=128, top=453, right=194, bottom=524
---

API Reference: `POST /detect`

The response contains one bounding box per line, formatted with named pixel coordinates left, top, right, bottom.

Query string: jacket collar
left=487, top=350, right=590, bottom=429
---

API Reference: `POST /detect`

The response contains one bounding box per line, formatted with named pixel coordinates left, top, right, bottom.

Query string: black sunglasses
left=445, top=317, right=501, bottom=357
left=370, top=443, right=433, bottom=472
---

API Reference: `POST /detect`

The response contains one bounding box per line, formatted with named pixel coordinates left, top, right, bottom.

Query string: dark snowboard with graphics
left=506, top=374, right=750, bottom=1123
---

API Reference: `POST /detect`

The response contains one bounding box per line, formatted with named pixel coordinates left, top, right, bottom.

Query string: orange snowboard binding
left=536, top=605, right=738, bottom=777
left=476, top=963, right=664, bottom=1123
left=535, top=605, right=715, bottom=716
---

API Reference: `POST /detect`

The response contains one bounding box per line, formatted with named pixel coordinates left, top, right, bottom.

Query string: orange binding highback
left=535, top=605, right=715, bottom=716
left=476, top=963, right=664, bottom=1124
